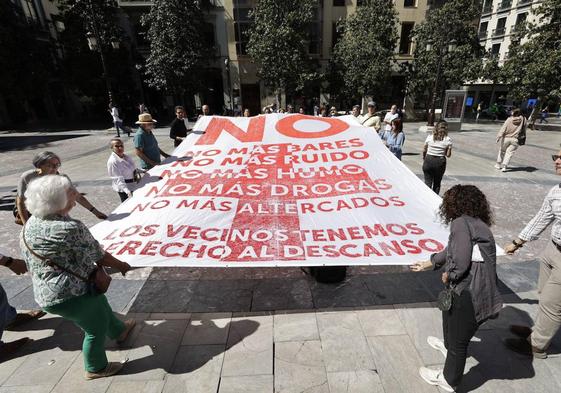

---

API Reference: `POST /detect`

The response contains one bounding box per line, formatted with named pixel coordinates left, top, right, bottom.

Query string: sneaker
left=116, top=319, right=136, bottom=344
left=501, top=166, right=507, bottom=172
left=85, top=362, right=123, bottom=380
left=504, top=337, right=547, bottom=359
left=419, top=367, right=454, bottom=392
left=494, top=163, right=502, bottom=169
left=427, top=336, right=447, bottom=358
left=509, top=325, right=532, bottom=338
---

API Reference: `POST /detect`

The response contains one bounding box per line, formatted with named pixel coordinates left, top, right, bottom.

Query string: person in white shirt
left=107, top=138, right=143, bottom=202
left=382, top=105, right=399, bottom=135
left=422, top=120, right=452, bottom=194
left=108, top=103, right=128, bottom=137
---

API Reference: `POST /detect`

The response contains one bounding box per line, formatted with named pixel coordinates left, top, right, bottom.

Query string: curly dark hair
left=439, top=184, right=494, bottom=226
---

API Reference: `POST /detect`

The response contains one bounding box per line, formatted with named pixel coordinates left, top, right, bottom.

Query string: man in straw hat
left=133, top=113, right=170, bottom=170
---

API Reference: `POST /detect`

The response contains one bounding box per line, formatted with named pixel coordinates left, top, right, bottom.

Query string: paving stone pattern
left=2, top=123, right=561, bottom=391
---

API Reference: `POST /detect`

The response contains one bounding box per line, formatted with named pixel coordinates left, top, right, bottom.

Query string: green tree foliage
left=502, top=0, right=561, bottom=101
left=246, top=0, right=318, bottom=102
left=409, top=0, right=483, bottom=109
left=330, top=0, right=399, bottom=99
left=141, top=0, right=211, bottom=96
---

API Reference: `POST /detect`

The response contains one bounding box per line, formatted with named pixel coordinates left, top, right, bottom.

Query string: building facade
left=463, top=0, right=542, bottom=111
left=117, top=0, right=432, bottom=116
left=0, top=0, right=80, bottom=128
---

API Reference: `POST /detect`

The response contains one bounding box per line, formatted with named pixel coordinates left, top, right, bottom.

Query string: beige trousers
left=531, top=240, right=561, bottom=350
left=497, top=137, right=519, bottom=168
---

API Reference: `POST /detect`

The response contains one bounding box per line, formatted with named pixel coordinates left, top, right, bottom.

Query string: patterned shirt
left=20, top=215, right=104, bottom=307
left=519, top=185, right=561, bottom=244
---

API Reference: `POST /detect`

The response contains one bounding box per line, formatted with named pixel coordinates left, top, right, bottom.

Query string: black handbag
left=437, top=286, right=454, bottom=311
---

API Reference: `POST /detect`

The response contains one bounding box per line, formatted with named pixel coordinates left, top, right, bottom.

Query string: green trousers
left=44, top=293, right=125, bottom=372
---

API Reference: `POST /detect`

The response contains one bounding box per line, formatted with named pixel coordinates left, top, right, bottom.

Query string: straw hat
left=135, top=113, right=158, bottom=124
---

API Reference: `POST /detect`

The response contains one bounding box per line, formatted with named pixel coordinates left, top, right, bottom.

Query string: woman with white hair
left=16, top=151, right=107, bottom=224
left=20, top=175, right=134, bottom=380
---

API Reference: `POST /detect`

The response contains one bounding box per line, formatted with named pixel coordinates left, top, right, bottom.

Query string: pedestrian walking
left=503, top=148, right=561, bottom=359
left=0, top=249, right=45, bottom=362
left=540, top=107, right=549, bottom=123
left=495, top=108, right=527, bottom=172
left=16, top=152, right=107, bottom=225
left=109, top=103, right=128, bottom=137
left=476, top=102, right=483, bottom=123
left=169, top=106, right=189, bottom=148
left=133, top=113, right=170, bottom=170
left=20, top=175, right=134, bottom=380
left=411, top=185, right=502, bottom=392
left=385, top=118, right=405, bottom=160
left=107, top=138, right=144, bottom=202
left=422, top=120, right=452, bottom=195
left=243, top=108, right=250, bottom=117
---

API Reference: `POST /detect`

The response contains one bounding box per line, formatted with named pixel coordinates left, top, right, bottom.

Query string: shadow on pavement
left=2, top=314, right=259, bottom=377
left=458, top=306, right=539, bottom=392
left=505, top=166, right=538, bottom=173
left=0, top=135, right=87, bottom=152
left=128, top=263, right=534, bottom=314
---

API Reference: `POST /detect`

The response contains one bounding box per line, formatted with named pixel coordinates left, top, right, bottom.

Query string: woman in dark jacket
left=411, top=185, right=503, bottom=392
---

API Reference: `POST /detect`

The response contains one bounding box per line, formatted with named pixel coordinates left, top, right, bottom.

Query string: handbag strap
left=22, top=225, right=89, bottom=282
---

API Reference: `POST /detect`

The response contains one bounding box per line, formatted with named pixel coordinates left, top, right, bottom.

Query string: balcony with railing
left=492, top=27, right=506, bottom=37
left=478, top=30, right=488, bottom=39
left=482, top=2, right=493, bottom=14
left=518, top=0, right=532, bottom=6
left=498, top=0, right=512, bottom=10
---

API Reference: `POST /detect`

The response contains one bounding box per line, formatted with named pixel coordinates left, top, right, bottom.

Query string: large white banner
left=91, top=114, right=452, bottom=267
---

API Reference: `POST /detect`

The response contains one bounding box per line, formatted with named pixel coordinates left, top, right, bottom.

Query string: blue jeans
left=0, top=284, right=17, bottom=344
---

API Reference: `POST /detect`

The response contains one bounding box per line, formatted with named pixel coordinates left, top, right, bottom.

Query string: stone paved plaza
left=1, top=120, right=561, bottom=392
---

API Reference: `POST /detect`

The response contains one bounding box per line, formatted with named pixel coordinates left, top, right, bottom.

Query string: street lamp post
left=224, top=58, right=234, bottom=114
left=426, top=40, right=456, bottom=127
left=82, top=0, right=119, bottom=103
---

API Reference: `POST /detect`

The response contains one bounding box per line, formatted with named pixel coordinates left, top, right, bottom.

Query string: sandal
left=6, top=310, right=46, bottom=330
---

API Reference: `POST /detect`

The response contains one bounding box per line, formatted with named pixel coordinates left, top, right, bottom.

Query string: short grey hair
left=25, top=175, right=72, bottom=218
left=32, top=151, right=60, bottom=168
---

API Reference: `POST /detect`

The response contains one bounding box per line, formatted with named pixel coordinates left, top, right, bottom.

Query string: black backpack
left=307, top=266, right=347, bottom=284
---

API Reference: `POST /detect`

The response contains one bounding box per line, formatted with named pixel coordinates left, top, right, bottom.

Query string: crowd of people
left=2, top=104, right=561, bottom=391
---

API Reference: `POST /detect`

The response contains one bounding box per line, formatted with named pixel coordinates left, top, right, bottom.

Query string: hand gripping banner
left=91, top=114, right=452, bottom=267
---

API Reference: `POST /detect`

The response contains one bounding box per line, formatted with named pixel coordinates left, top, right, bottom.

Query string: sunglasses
left=46, top=162, right=61, bottom=169
left=552, top=155, right=561, bottom=161
left=114, top=145, right=124, bottom=148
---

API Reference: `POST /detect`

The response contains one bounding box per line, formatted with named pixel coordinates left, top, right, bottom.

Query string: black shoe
left=509, top=325, right=532, bottom=338
left=504, top=337, right=547, bottom=359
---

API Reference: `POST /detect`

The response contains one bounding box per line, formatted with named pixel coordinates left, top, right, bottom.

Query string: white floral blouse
left=20, top=215, right=104, bottom=307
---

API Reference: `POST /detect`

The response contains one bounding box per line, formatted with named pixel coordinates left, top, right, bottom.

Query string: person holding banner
left=0, top=249, right=45, bottom=362
left=16, top=152, right=107, bottom=224
left=410, top=185, right=502, bottom=392
left=422, top=121, right=452, bottom=195
left=133, top=113, right=170, bottom=170
left=107, top=138, right=144, bottom=202
left=20, top=175, right=134, bottom=380
left=503, top=150, right=561, bottom=359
